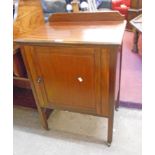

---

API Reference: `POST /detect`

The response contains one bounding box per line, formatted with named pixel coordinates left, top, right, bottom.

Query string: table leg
left=132, top=29, right=139, bottom=53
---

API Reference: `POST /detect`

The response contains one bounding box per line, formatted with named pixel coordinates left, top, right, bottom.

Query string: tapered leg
left=37, top=107, right=49, bottom=130
left=44, top=108, right=54, bottom=120
left=107, top=116, right=114, bottom=147
left=132, top=29, right=139, bottom=53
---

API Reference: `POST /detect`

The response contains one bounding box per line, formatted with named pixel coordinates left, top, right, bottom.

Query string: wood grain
left=30, top=46, right=101, bottom=113
left=48, top=11, right=125, bottom=22
left=14, top=23, right=126, bottom=46
left=13, top=0, right=44, bottom=39
left=101, top=48, right=110, bottom=116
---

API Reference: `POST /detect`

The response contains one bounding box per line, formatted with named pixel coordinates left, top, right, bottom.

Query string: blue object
left=41, top=0, right=66, bottom=13
left=96, top=0, right=112, bottom=9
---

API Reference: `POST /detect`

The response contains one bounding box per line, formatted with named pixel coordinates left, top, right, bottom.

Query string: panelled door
left=25, top=46, right=101, bottom=114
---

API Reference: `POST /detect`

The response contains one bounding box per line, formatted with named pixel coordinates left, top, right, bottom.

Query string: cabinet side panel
left=101, top=49, right=110, bottom=116
left=115, top=46, right=122, bottom=104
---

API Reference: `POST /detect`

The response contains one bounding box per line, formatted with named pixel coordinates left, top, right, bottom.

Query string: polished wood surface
left=13, top=0, right=44, bottom=38
left=49, top=11, right=125, bottom=22
left=33, top=47, right=96, bottom=110
left=15, top=12, right=126, bottom=45
left=14, top=12, right=126, bottom=146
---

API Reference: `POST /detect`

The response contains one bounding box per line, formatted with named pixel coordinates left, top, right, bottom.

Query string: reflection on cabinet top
left=14, top=12, right=126, bottom=46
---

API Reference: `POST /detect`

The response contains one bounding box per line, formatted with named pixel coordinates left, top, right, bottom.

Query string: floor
left=120, top=31, right=142, bottom=104
left=14, top=107, right=141, bottom=155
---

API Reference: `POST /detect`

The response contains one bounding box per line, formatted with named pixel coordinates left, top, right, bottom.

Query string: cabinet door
left=29, top=46, right=100, bottom=114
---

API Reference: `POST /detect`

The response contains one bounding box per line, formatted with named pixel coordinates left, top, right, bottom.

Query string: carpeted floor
left=120, top=31, right=142, bottom=109
left=13, top=31, right=142, bottom=109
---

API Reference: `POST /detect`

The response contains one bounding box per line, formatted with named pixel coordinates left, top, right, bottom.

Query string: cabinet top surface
left=14, top=12, right=126, bottom=46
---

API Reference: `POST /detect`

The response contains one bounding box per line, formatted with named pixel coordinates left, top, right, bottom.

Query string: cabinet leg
left=44, top=108, right=54, bottom=120
left=38, top=107, right=49, bottom=130
left=107, top=116, right=113, bottom=146
left=107, top=142, right=111, bottom=147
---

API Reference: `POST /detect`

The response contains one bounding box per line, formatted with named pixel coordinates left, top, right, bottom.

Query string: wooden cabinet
left=22, top=43, right=121, bottom=146
left=15, top=12, right=126, bottom=146
left=23, top=45, right=116, bottom=117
